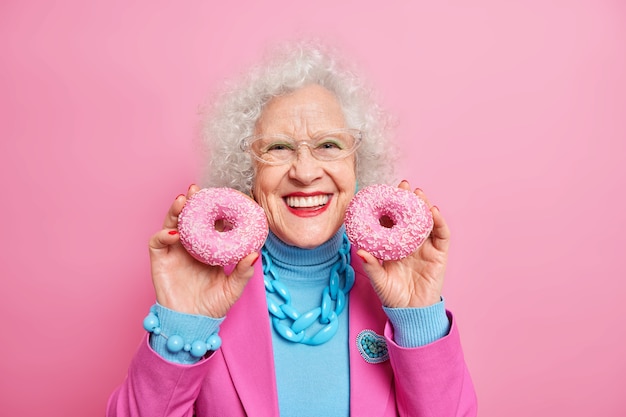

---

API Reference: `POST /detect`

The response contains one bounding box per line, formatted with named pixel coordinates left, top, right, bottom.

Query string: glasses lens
left=311, top=131, right=357, bottom=161
left=248, top=129, right=360, bottom=165
left=250, top=136, right=297, bottom=164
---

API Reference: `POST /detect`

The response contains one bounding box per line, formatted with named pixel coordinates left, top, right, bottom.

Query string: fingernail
left=432, top=205, right=439, bottom=212
left=415, top=188, right=423, bottom=193
left=357, top=254, right=368, bottom=264
left=251, top=253, right=260, bottom=266
left=188, top=184, right=195, bottom=192
left=168, top=230, right=178, bottom=235
left=175, top=194, right=184, bottom=200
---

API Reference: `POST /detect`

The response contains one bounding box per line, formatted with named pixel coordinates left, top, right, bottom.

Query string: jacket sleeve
left=385, top=311, right=478, bottom=417
left=107, top=335, right=212, bottom=417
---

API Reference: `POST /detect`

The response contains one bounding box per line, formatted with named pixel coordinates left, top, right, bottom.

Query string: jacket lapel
left=348, top=248, right=395, bottom=416
left=219, top=260, right=280, bottom=417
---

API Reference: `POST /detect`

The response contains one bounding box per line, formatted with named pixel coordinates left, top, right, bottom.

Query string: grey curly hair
left=200, top=40, right=398, bottom=193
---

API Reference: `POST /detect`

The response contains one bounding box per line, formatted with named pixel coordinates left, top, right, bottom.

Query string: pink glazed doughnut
left=344, top=184, right=433, bottom=260
left=178, top=188, right=268, bottom=266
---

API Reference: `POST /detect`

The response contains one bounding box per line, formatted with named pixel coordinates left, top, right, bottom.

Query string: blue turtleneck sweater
left=263, top=227, right=352, bottom=416
left=150, top=226, right=450, bottom=416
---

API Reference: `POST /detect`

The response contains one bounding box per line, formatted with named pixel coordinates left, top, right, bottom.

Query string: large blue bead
left=142, top=313, right=159, bottom=332
left=207, top=334, right=222, bottom=350
left=166, top=335, right=184, bottom=353
left=190, top=341, right=208, bottom=358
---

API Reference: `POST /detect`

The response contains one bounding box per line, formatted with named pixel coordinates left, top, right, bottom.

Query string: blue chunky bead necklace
left=263, top=233, right=355, bottom=346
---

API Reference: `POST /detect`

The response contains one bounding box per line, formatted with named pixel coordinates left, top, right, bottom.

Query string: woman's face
left=252, top=84, right=357, bottom=249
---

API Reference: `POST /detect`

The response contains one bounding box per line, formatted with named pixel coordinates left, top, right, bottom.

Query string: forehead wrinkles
left=257, top=110, right=343, bottom=137
left=254, top=86, right=346, bottom=136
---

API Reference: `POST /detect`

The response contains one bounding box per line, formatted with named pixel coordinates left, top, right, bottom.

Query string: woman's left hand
left=358, top=181, right=450, bottom=308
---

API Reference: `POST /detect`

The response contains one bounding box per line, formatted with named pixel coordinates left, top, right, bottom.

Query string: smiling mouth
left=285, top=194, right=330, bottom=209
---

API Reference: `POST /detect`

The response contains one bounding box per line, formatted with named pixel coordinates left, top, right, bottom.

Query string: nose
left=288, top=144, right=323, bottom=184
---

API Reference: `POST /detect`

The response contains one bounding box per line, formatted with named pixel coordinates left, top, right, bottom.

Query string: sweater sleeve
left=383, top=298, right=450, bottom=347
left=149, top=303, right=224, bottom=364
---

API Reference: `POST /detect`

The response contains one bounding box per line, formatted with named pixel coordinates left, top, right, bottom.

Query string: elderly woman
left=108, top=41, right=477, bottom=416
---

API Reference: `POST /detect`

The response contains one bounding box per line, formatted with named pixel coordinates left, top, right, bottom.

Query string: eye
left=316, top=138, right=345, bottom=150
left=263, top=141, right=295, bottom=153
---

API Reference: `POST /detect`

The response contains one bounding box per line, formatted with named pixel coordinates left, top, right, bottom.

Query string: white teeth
left=286, top=195, right=329, bottom=208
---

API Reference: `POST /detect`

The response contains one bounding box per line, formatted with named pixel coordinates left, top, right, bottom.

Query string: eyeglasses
left=241, top=128, right=362, bottom=166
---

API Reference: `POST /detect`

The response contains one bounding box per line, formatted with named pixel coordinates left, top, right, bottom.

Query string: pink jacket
left=108, top=251, right=477, bottom=416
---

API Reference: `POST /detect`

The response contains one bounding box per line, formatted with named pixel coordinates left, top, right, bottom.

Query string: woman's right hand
left=148, top=184, right=259, bottom=318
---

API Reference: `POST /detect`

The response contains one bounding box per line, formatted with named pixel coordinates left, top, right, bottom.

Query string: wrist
left=154, top=293, right=226, bottom=318
left=407, top=293, right=442, bottom=308
left=391, top=289, right=441, bottom=308
left=143, top=303, right=224, bottom=364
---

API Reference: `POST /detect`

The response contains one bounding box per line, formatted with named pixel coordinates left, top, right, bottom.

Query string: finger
left=397, top=180, right=411, bottom=191
left=233, top=251, right=260, bottom=273
left=356, top=248, right=403, bottom=307
left=430, top=205, right=451, bottom=252
left=186, top=183, right=201, bottom=199
left=149, top=229, right=181, bottom=251
left=409, top=188, right=447, bottom=250
left=163, top=194, right=187, bottom=229
left=226, top=252, right=260, bottom=297
left=162, top=184, right=201, bottom=229
left=356, top=249, right=385, bottom=282
left=414, top=188, right=432, bottom=208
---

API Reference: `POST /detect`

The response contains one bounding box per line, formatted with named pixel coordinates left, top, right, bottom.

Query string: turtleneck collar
left=263, top=225, right=346, bottom=268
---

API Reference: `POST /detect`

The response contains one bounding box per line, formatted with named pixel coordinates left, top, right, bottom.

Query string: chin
left=297, top=227, right=341, bottom=249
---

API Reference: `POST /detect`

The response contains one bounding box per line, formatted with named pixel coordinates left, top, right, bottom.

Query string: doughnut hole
left=379, top=214, right=395, bottom=228
left=214, top=218, right=235, bottom=232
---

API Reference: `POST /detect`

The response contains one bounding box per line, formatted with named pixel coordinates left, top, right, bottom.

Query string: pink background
left=1, top=1, right=625, bottom=415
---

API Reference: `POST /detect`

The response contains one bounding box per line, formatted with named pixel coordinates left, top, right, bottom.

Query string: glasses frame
left=240, top=128, right=363, bottom=166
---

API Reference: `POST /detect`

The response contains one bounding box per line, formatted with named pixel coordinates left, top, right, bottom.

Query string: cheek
left=252, top=164, right=269, bottom=195
left=334, top=161, right=357, bottom=190
left=329, top=166, right=357, bottom=214
left=252, top=165, right=284, bottom=205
